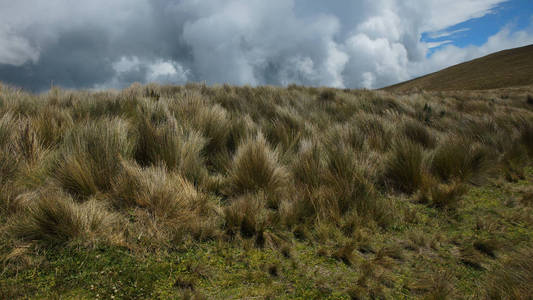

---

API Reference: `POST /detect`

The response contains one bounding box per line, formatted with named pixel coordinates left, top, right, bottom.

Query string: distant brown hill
left=384, top=44, right=533, bottom=92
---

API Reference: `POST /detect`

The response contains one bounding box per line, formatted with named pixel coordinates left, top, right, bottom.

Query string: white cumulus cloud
left=0, top=0, right=530, bottom=90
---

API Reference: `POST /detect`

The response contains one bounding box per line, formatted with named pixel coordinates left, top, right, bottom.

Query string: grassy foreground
left=0, top=83, right=532, bottom=299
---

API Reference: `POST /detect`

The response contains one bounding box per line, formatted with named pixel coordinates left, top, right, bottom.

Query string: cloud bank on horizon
left=0, top=0, right=532, bottom=91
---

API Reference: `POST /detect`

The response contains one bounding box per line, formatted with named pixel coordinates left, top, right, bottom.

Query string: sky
left=0, top=0, right=532, bottom=91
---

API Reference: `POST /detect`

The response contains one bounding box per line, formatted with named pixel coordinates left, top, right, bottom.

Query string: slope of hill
left=385, top=44, right=533, bottom=92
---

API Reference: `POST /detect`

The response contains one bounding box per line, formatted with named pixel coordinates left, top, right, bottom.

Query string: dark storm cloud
left=0, top=27, right=116, bottom=91
left=1, top=0, right=528, bottom=92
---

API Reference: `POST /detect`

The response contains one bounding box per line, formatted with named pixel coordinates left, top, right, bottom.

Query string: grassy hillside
left=0, top=82, right=532, bottom=299
left=385, top=44, right=533, bottom=92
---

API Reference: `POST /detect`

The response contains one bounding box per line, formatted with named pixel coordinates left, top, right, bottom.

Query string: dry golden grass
left=0, top=82, right=532, bottom=298
left=0, top=83, right=529, bottom=243
left=10, top=190, right=121, bottom=246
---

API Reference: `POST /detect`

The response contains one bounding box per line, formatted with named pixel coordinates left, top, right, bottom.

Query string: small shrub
left=178, top=131, right=209, bottom=185
left=324, top=124, right=365, bottom=153
left=264, top=119, right=302, bottom=154
left=133, top=100, right=172, bottom=165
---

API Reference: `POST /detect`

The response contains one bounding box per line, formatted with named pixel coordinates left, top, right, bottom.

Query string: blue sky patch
left=423, top=0, right=533, bottom=55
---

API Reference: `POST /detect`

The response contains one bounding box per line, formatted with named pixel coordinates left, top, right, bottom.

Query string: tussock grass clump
left=520, top=121, right=533, bottom=157
left=0, top=112, right=17, bottom=148
left=401, top=119, right=437, bottom=148
left=133, top=111, right=208, bottom=184
left=16, top=120, right=46, bottom=164
left=10, top=192, right=120, bottom=246
left=52, top=118, right=134, bottom=198
left=134, top=115, right=183, bottom=168
left=419, top=178, right=467, bottom=210
left=190, top=104, right=231, bottom=156
left=383, top=139, right=425, bottom=194
left=31, top=107, right=73, bottom=148
left=353, top=113, right=392, bottom=151
left=411, top=271, right=455, bottom=300
left=292, top=140, right=325, bottom=189
left=112, top=160, right=219, bottom=242
left=324, top=124, right=365, bottom=152
left=319, top=89, right=336, bottom=102
left=323, top=143, right=376, bottom=214
left=289, top=139, right=392, bottom=227
left=227, top=134, right=289, bottom=209
left=223, top=193, right=270, bottom=238
left=526, top=94, right=533, bottom=105
left=0, top=146, right=20, bottom=186
left=112, top=161, right=200, bottom=219
left=264, top=108, right=305, bottom=154
left=332, top=242, right=356, bottom=265
left=486, top=247, right=533, bottom=300
left=501, top=142, right=529, bottom=182
left=430, top=136, right=492, bottom=183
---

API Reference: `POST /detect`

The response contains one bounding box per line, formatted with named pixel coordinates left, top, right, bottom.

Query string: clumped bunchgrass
left=190, top=104, right=231, bottom=157
left=520, top=121, right=533, bottom=157
left=419, top=178, right=467, bottom=210
left=223, top=193, right=270, bottom=238
left=527, top=94, right=533, bottom=105
left=133, top=108, right=208, bottom=184
left=112, top=160, right=219, bottom=243
left=430, top=135, right=492, bottom=183
left=111, top=161, right=208, bottom=218
left=383, top=138, right=425, bottom=194
left=322, top=143, right=378, bottom=219
left=0, top=112, right=18, bottom=147
left=1, top=83, right=532, bottom=299
left=52, top=118, right=135, bottom=198
left=227, top=134, right=289, bottom=209
left=10, top=191, right=120, bottom=246
left=32, top=107, right=73, bottom=148
left=486, top=247, right=533, bottom=299
left=401, top=118, right=437, bottom=148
